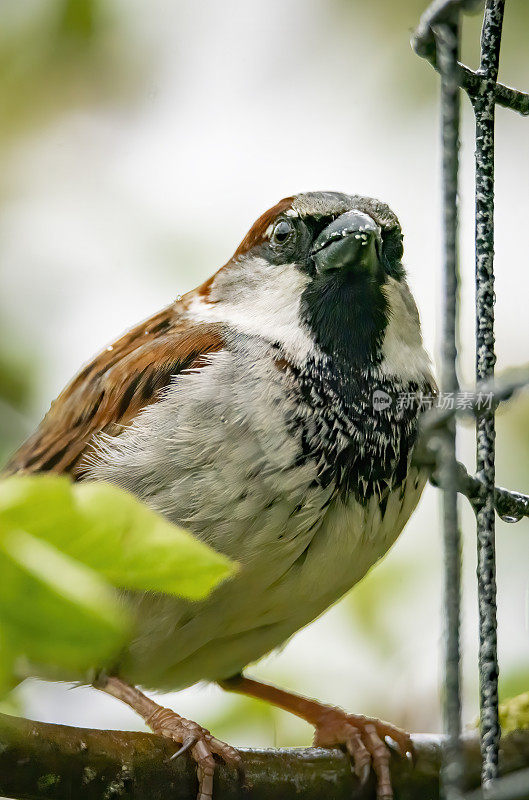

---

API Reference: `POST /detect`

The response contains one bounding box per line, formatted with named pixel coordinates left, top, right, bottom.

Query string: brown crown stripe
left=232, top=196, right=294, bottom=259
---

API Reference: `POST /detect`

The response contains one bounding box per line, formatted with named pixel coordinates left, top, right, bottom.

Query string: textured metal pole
left=473, top=0, right=504, bottom=786
left=436, top=17, right=463, bottom=800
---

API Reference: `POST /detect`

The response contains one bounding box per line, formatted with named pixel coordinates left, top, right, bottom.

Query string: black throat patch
left=300, top=268, right=389, bottom=367
left=282, top=353, right=432, bottom=504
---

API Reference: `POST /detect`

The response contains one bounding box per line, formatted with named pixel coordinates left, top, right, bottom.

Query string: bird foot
left=312, top=708, right=413, bottom=800
left=146, top=705, right=243, bottom=800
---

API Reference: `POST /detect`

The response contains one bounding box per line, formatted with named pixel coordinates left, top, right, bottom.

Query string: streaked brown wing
left=5, top=304, right=225, bottom=478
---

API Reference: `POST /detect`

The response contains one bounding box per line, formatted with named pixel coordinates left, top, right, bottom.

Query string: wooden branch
left=2, top=713, right=529, bottom=799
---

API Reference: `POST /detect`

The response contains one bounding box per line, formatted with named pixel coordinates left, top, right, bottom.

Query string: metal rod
left=413, top=0, right=529, bottom=119
left=436, top=16, right=464, bottom=800
left=473, top=0, right=505, bottom=786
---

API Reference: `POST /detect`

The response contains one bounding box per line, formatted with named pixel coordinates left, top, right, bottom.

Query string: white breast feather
left=85, top=338, right=426, bottom=690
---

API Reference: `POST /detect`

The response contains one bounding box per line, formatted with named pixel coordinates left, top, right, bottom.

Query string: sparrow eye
left=271, top=219, right=295, bottom=246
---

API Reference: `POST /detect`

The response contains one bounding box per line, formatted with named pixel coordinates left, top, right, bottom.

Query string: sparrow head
left=188, top=191, right=429, bottom=381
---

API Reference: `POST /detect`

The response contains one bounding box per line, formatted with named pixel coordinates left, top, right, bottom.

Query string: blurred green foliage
left=344, top=555, right=425, bottom=659
left=500, top=665, right=529, bottom=704
left=0, top=475, right=237, bottom=696
left=0, top=0, right=146, bottom=143
left=0, top=346, right=33, bottom=411
left=207, top=694, right=284, bottom=746
left=0, top=340, right=35, bottom=467
left=58, top=0, right=100, bottom=42
left=499, top=691, right=529, bottom=734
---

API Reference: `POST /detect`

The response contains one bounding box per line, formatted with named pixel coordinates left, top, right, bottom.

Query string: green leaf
left=0, top=474, right=237, bottom=694
left=0, top=627, right=18, bottom=698
left=0, top=529, right=129, bottom=673
left=0, top=475, right=237, bottom=599
left=0, top=474, right=79, bottom=546
left=73, top=482, right=237, bottom=599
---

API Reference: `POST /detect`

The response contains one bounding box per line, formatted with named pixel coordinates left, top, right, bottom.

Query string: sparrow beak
left=311, top=210, right=382, bottom=275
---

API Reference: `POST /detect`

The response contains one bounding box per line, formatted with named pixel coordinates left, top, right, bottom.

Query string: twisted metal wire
left=412, top=0, right=529, bottom=116
left=436, top=16, right=464, bottom=799
left=413, top=0, right=529, bottom=795
left=473, top=0, right=504, bottom=784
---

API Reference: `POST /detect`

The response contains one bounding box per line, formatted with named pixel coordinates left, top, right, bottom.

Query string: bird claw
left=169, top=734, right=198, bottom=760
left=359, top=761, right=371, bottom=786
left=146, top=705, right=243, bottom=800
left=313, top=709, right=413, bottom=800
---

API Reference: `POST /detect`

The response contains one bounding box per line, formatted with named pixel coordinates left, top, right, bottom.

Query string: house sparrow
left=6, top=191, right=435, bottom=800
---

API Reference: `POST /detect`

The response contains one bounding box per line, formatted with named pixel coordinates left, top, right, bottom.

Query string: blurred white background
left=1, top=0, right=529, bottom=745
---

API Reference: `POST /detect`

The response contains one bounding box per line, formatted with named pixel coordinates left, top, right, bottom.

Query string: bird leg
left=95, top=675, right=243, bottom=800
left=219, top=674, right=413, bottom=800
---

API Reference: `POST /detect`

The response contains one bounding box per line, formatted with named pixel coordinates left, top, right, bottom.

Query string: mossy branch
left=2, top=713, right=529, bottom=799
